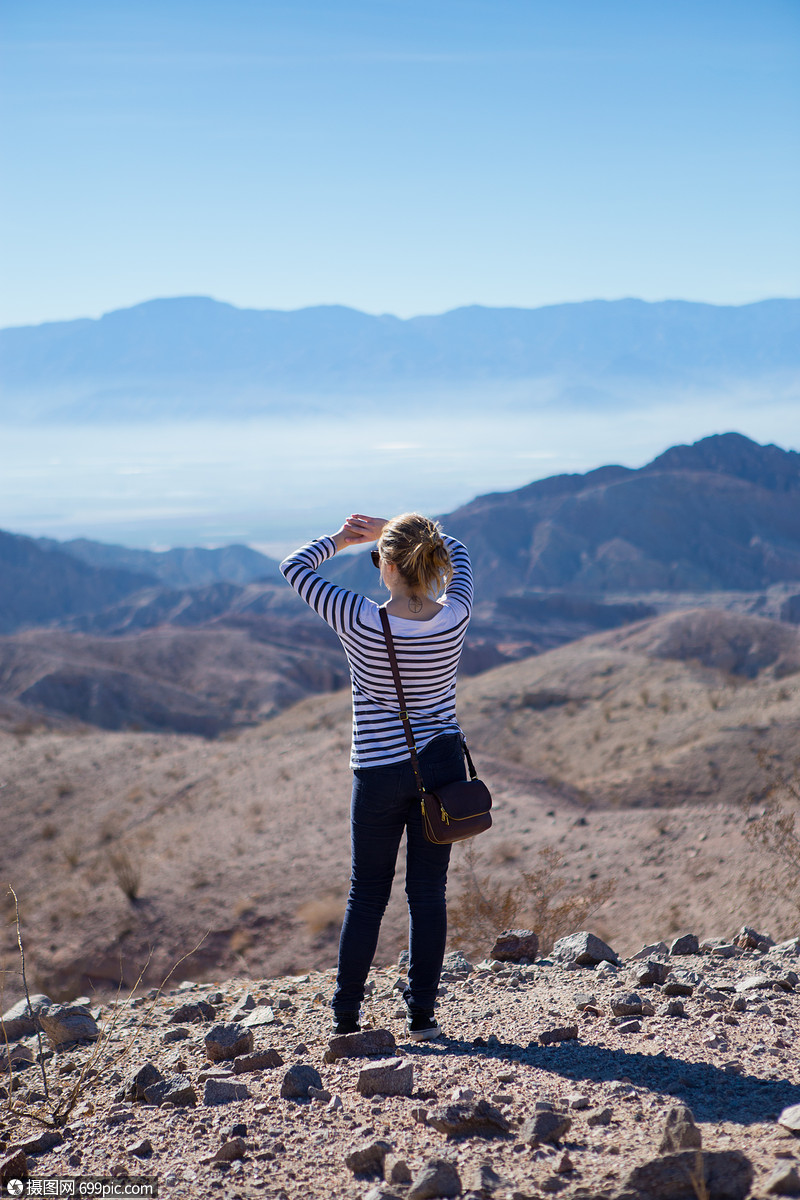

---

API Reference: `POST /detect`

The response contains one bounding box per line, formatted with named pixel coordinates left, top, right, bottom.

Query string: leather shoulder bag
left=379, top=606, right=493, bottom=845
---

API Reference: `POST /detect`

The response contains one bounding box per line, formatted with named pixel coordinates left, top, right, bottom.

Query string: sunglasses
left=370, top=550, right=380, bottom=568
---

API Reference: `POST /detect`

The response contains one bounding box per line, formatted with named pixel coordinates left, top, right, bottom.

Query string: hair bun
left=378, top=513, right=453, bottom=597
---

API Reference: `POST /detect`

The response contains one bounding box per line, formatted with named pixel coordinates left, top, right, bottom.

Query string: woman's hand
left=331, top=514, right=387, bottom=550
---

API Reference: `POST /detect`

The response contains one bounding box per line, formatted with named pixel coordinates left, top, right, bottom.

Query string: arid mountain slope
left=459, top=608, right=800, bottom=808
left=332, top=433, right=800, bottom=598
left=0, top=618, right=347, bottom=734
left=0, top=530, right=156, bottom=635
left=2, top=608, right=799, bottom=1002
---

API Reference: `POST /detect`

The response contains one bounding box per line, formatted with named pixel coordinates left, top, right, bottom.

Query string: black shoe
left=406, top=1011, right=441, bottom=1041
left=332, top=1012, right=361, bottom=1036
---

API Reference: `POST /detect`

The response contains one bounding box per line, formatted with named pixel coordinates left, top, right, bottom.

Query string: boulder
left=551, top=932, right=619, bottom=967
left=203, top=1077, right=252, bottom=1105
left=344, top=1138, right=392, bottom=1177
left=521, top=1110, right=571, bottom=1145
left=357, top=1058, right=414, bottom=1098
left=280, top=1063, right=323, bottom=1100
left=623, top=1149, right=752, bottom=1199
left=408, top=1157, right=462, bottom=1199
left=39, top=1004, right=98, bottom=1048
left=204, top=1022, right=254, bottom=1062
left=490, top=929, right=540, bottom=962
left=325, top=1028, right=396, bottom=1062
left=658, top=1104, right=702, bottom=1153
left=1, top=994, right=51, bottom=1041
left=427, top=1098, right=510, bottom=1138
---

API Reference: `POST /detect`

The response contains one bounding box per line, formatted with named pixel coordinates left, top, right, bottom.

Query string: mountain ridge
left=2, top=296, right=798, bottom=421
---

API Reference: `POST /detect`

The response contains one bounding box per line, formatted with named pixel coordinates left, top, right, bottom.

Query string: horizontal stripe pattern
left=280, top=534, right=473, bottom=768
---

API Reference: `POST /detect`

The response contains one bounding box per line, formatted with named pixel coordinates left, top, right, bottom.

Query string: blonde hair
left=378, top=513, right=453, bottom=598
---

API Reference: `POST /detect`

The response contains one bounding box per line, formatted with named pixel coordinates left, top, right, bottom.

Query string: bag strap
left=378, top=606, right=477, bottom=792
left=379, top=606, right=427, bottom=799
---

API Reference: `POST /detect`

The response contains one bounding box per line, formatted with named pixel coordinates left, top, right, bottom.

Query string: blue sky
left=2, top=0, right=798, bottom=328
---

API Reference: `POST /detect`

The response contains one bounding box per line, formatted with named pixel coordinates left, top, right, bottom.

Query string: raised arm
left=441, top=535, right=473, bottom=615
left=279, top=515, right=386, bottom=634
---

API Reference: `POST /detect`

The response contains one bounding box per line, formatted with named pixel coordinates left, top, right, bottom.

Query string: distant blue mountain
left=1, top=296, right=798, bottom=421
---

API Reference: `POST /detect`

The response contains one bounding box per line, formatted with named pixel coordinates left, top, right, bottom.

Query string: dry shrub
left=746, top=753, right=800, bottom=918
left=297, top=894, right=346, bottom=936
left=107, top=845, right=142, bottom=901
left=230, top=928, right=253, bottom=956
left=448, top=842, right=616, bottom=961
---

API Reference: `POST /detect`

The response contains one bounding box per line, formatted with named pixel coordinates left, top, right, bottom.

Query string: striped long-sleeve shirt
left=280, top=535, right=473, bottom=769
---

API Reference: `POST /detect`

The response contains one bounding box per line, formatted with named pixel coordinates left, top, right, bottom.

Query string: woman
left=280, top=512, right=473, bottom=1040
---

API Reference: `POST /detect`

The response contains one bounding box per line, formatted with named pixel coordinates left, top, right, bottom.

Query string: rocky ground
left=3, top=927, right=800, bottom=1200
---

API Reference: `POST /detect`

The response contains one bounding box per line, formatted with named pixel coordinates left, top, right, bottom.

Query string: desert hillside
left=1, top=608, right=799, bottom=1006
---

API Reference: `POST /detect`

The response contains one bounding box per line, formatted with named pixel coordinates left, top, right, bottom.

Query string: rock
left=39, top=1004, right=98, bottom=1048
left=611, top=992, right=644, bottom=1016
left=766, top=1164, right=800, bottom=1195
left=733, top=925, right=774, bottom=951
left=142, top=1074, right=197, bottom=1107
left=162, top=1027, right=189, bottom=1044
left=212, top=1138, right=247, bottom=1163
left=568, top=1093, right=590, bottom=1110
left=587, top=1107, right=613, bottom=1127
left=521, top=1110, right=571, bottom=1145
left=778, top=1104, right=800, bottom=1133
left=428, top=1098, right=511, bottom=1138
left=573, top=992, right=597, bottom=1011
left=658, top=1000, right=686, bottom=1018
left=538, top=1025, right=578, bottom=1045
left=357, top=1057, right=414, bottom=1098
left=19, top=1131, right=63, bottom=1155
left=126, top=1138, right=152, bottom=1159
left=0, top=1044, right=33, bottom=1072
left=408, top=1157, right=462, bottom=1199
left=735, top=973, right=771, bottom=992
left=385, top=1156, right=413, bottom=1184
left=464, top=1161, right=507, bottom=1193
left=126, top=1062, right=163, bottom=1101
left=669, top=934, right=700, bottom=956
left=551, top=931, right=619, bottom=967
left=230, top=993, right=256, bottom=1019
left=616, top=1019, right=642, bottom=1034
left=624, top=1149, right=752, bottom=1199
left=711, top=943, right=738, bottom=958
left=204, top=1022, right=255, bottom=1063
left=364, top=1189, right=403, bottom=1200
left=241, top=1005, right=277, bottom=1028
left=280, top=1063, right=323, bottom=1099
left=630, top=942, right=669, bottom=960
left=232, top=1048, right=284, bottom=1073
left=203, top=1077, right=252, bottom=1105
left=771, top=938, right=800, bottom=956
left=555, top=1151, right=574, bottom=1173
left=659, top=1104, right=702, bottom=1153
left=0, top=1149, right=28, bottom=1185
left=662, top=971, right=698, bottom=997
left=169, top=1000, right=215, bottom=1023
left=491, top=929, right=540, bottom=962
left=308, top=1085, right=332, bottom=1102
left=1, top=994, right=51, bottom=1041
left=344, top=1138, right=392, bottom=1177
left=326, top=1028, right=397, bottom=1062
left=441, top=950, right=473, bottom=975
left=634, top=959, right=672, bottom=987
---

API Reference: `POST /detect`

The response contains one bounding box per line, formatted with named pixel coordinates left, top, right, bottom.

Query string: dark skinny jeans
left=332, top=733, right=466, bottom=1017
